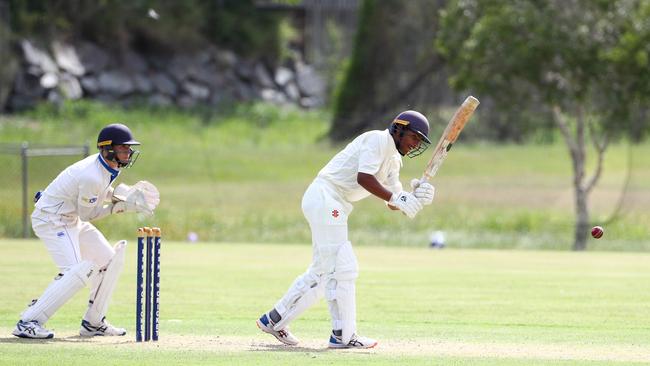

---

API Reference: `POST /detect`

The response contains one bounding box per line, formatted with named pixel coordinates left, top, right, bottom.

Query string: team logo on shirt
left=332, top=210, right=339, bottom=218
left=81, top=196, right=98, bottom=204
left=57, top=232, right=65, bottom=237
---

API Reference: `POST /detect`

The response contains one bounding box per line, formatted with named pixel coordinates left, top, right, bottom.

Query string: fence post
left=21, top=141, right=29, bottom=238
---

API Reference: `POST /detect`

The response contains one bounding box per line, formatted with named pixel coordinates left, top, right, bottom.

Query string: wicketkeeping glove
left=389, top=191, right=423, bottom=219
left=410, top=178, right=435, bottom=205
left=111, top=181, right=160, bottom=216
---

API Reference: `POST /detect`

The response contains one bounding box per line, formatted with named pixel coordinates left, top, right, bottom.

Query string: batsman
left=12, top=123, right=160, bottom=339
left=257, top=110, right=435, bottom=348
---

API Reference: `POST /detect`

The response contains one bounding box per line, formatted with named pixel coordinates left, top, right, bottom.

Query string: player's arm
left=357, top=172, right=421, bottom=218
left=357, top=172, right=393, bottom=202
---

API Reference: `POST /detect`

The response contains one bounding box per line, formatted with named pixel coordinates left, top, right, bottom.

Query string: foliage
left=7, top=0, right=283, bottom=60
left=436, top=0, right=650, bottom=140
left=331, top=0, right=446, bottom=141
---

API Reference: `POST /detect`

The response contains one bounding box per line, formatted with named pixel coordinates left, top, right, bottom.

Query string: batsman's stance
left=12, top=123, right=160, bottom=339
left=257, top=111, right=435, bottom=348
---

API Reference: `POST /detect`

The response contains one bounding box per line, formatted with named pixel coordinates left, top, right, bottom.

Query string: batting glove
left=410, top=178, right=435, bottom=205
left=389, top=191, right=423, bottom=219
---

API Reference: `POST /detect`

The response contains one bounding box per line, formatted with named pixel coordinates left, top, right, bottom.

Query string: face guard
left=97, top=123, right=141, bottom=169
left=389, top=110, right=432, bottom=158
left=100, top=145, right=140, bottom=168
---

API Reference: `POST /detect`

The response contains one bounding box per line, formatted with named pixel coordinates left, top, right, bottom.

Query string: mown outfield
left=0, top=240, right=649, bottom=365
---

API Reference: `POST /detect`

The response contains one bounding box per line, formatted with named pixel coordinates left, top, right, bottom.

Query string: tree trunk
left=573, top=187, right=589, bottom=251
left=553, top=104, right=608, bottom=251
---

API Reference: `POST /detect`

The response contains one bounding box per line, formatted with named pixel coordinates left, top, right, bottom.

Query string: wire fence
left=0, top=142, right=90, bottom=238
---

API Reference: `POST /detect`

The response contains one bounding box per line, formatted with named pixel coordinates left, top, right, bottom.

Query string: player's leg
left=78, top=222, right=127, bottom=336
left=326, top=242, right=377, bottom=349
left=256, top=266, right=323, bottom=345
left=256, top=181, right=334, bottom=345
left=14, top=220, right=92, bottom=339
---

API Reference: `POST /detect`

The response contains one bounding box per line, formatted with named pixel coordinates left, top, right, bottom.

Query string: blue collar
left=98, top=154, right=120, bottom=183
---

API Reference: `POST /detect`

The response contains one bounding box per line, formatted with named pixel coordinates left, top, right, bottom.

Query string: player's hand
left=111, top=181, right=159, bottom=215
left=410, top=179, right=435, bottom=205
left=389, top=191, right=422, bottom=219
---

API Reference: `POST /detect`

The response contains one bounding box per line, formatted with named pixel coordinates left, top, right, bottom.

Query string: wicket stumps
left=136, top=227, right=161, bottom=342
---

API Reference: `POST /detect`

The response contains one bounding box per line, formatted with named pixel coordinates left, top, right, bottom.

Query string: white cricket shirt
left=33, top=153, right=119, bottom=226
left=317, top=129, right=403, bottom=202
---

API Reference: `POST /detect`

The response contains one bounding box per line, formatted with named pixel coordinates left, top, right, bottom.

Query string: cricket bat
left=421, top=96, right=479, bottom=182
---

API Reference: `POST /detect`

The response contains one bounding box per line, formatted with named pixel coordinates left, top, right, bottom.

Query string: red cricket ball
left=591, top=226, right=604, bottom=239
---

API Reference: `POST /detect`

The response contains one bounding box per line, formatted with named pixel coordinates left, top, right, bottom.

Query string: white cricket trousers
left=31, top=209, right=115, bottom=271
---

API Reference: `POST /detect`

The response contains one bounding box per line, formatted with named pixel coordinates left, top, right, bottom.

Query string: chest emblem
left=332, top=210, right=339, bottom=218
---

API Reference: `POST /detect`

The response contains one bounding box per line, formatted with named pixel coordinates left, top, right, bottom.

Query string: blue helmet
left=389, top=110, right=431, bottom=157
left=97, top=123, right=140, bottom=168
left=97, top=123, right=140, bottom=147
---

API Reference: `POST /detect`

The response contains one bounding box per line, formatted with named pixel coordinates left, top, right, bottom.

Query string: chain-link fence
left=0, top=142, right=89, bottom=238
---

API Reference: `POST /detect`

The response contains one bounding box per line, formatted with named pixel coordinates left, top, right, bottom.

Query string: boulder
left=52, top=41, right=85, bottom=76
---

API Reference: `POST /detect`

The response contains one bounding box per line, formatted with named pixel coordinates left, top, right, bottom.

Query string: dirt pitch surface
left=1, top=329, right=649, bottom=363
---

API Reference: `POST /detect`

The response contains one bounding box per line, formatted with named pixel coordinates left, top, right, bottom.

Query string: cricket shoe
left=328, top=331, right=377, bottom=349
left=80, top=317, right=126, bottom=337
left=12, top=320, right=54, bottom=339
left=256, top=313, right=299, bottom=346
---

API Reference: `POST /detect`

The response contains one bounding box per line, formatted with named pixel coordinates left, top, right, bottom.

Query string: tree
left=437, top=0, right=650, bottom=250
left=331, top=0, right=447, bottom=141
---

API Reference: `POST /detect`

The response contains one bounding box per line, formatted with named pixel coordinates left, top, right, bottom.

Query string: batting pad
left=272, top=269, right=324, bottom=331
left=84, top=240, right=126, bottom=324
left=21, top=260, right=95, bottom=324
left=325, top=241, right=359, bottom=344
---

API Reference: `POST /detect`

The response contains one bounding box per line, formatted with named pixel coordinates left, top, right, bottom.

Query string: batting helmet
left=97, top=123, right=140, bottom=147
left=97, top=123, right=140, bottom=168
left=389, top=110, right=431, bottom=157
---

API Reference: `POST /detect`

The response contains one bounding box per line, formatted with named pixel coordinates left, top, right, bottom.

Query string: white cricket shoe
left=80, top=318, right=126, bottom=337
left=256, top=313, right=299, bottom=346
left=328, top=331, right=378, bottom=349
left=12, top=320, right=54, bottom=339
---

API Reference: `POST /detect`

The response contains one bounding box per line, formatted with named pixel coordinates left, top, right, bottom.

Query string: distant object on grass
left=429, top=230, right=445, bottom=249
left=187, top=231, right=199, bottom=243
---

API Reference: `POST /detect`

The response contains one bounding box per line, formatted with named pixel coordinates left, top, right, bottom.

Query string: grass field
left=0, top=239, right=649, bottom=365
left=1, top=101, right=649, bottom=251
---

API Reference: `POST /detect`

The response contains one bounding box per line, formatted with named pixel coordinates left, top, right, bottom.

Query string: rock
left=182, top=81, right=209, bottom=100
left=235, top=60, right=255, bottom=81
left=284, top=81, right=300, bottom=102
left=40, top=72, right=59, bottom=89
left=52, top=41, right=85, bottom=76
left=121, top=51, right=148, bottom=73
left=20, top=40, right=58, bottom=74
left=80, top=76, right=100, bottom=94
left=214, top=49, right=237, bottom=68
left=58, top=73, right=83, bottom=99
left=274, top=67, right=293, bottom=86
left=76, top=41, right=111, bottom=74
left=132, top=73, right=153, bottom=93
left=97, top=70, right=134, bottom=96
left=151, top=72, right=177, bottom=96
left=254, top=63, right=275, bottom=88
left=148, top=94, right=172, bottom=107
left=177, top=94, right=197, bottom=108
left=295, top=63, right=325, bottom=97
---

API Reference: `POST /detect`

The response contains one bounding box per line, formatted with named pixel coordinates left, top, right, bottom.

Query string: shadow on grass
left=0, top=335, right=132, bottom=345
left=250, top=343, right=376, bottom=354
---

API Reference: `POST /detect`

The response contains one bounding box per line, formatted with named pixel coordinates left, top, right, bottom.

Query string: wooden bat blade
left=422, top=96, right=479, bottom=181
